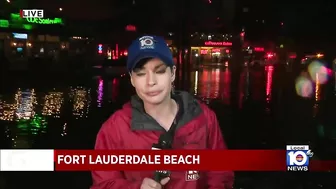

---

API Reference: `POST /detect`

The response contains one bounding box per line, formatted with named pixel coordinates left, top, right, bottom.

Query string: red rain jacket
left=91, top=91, right=234, bottom=189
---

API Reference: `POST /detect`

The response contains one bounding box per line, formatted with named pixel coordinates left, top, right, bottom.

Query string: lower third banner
left=1, top=149, right=335, bottom=171
left=54, top=150, right=286, bottom=171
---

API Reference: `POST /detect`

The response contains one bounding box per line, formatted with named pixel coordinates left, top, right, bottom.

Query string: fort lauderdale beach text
left=57, top=155, right=201, bottom=165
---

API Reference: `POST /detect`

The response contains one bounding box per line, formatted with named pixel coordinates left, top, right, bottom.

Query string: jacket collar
left=130, top=91, right=202, bottom=131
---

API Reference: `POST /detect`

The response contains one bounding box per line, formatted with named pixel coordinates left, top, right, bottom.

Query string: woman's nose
left=147, top=72, right=157, bottom=86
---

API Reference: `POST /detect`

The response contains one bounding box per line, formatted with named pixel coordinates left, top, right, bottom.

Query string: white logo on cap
left=139, top=36, right=155, bottom=49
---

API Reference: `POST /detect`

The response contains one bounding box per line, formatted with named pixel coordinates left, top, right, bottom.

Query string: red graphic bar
left=310, top=160, right=336, bottom=171
left=54, top=150, right=286, bottom=171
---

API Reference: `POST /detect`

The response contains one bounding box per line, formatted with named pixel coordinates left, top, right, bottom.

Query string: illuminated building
left=0, top=99, right=16, bottom=121
left=15, top=89, right=37, bottom=120
left=70, top=87, right=91, bottom=119
left=0, top=13, right=67, bottom=65
left=0, top=91, right=48, bottom=148
left=42, top=91, right=64, bottom=118
left=189, top=33, right=233, bottom=67
left=106, top=32, right=234, bottom=67
left=0, top=12, right=96, bottom=68
left=0, top=88, right=49, bottom=148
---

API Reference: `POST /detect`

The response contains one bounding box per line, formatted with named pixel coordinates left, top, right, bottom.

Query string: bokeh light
left=295, top=75, right=313, bottom=98
left=308, top=60, right=329, bottom=84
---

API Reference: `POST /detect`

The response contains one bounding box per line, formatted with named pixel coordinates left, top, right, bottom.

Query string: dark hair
left=132, top=58, right=152, bottom=71
left=132, top=58, right=173, bottom=73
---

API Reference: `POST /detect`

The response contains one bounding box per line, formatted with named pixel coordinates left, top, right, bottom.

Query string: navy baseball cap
left=127, top=35, right=174, bottom=72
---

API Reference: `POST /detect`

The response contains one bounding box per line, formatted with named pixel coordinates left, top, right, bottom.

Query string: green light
left=26, top=18, right=63, bottom=24
left=23, top=24, right=33, bottom=30
left=0, top=19, right=9, bottom=28
left=10, top=13, right=64, bottom=25
left=16, top=114, right=48, bottom=135
left=10, top=13, right=21, bottom=20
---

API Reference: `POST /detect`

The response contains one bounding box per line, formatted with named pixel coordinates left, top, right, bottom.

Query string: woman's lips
left=146, top=91, right=162, bottom=96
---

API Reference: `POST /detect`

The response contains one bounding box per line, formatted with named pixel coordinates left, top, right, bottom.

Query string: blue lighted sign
left=13, top=33, right=28, bottom=39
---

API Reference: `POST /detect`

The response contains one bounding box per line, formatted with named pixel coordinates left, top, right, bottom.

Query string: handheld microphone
left=152, top=96, right=183, bottom=183
left=152, top=133, right=172, bottom=182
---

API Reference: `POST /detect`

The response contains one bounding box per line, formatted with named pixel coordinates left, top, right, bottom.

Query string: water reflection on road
left=191, top=68, right=231, bottom=104
left=0, top=65, right=331, bottom=149
left=0, top=65, right=335, bottom=188
left=190, top=66, right=275, bottom=106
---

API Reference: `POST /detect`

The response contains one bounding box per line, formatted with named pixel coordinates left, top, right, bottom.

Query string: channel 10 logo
left=286, top=145, right=314, bottom=171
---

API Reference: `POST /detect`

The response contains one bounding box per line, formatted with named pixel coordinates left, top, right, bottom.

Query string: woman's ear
left=171, top=66, right=176, bottom=82
left=130, top=73, right=135, bottom=87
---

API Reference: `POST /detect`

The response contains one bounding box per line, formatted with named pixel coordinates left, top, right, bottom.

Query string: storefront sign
left=204, top=41, right=232, bottom=46
left=13, top=33, right=28, bottom=39
left=200, top=49, right=208, bottom=54
left=200, top=48, right=224, bottom=54
left=212, top=48, right=221, bottom=53
left=26, top=18, right=63, bottom=24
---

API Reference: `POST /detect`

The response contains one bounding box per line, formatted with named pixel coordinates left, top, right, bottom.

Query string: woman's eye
left=156, top=69, right=166, bottom=74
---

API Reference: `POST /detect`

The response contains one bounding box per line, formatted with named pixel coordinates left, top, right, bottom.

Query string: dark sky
left=35, top=0, right=127, bottom=20
left=33, top=0, right=235, bottom=21
left=32, top=0, right=336, bottom=35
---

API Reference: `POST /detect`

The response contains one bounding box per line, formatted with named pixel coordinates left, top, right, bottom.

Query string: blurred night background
left=1, top=0, right=336, bottom=188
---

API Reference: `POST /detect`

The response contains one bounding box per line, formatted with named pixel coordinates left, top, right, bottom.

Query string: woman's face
left=130, top=58, right=176, bottom=105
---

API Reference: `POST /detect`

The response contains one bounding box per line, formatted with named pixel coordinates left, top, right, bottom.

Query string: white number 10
left=288, top=151, right=307, bottom=166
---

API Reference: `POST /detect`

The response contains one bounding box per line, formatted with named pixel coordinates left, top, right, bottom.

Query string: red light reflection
left=199, top=69, right=220, bottom=99
left=111, top=78, right=119, bottom=102
left=265, top=66, right=274, bottom=102
left=222, top=68, right=230, bottom=104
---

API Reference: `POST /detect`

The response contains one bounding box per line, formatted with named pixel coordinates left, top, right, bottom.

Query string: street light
left=59, top=8, right=63, bottom=11
left=6, top=0, right=10, bottom=3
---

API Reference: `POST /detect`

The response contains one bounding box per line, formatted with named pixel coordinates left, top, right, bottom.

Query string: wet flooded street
left=1, top=64, right=336, bottom=188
